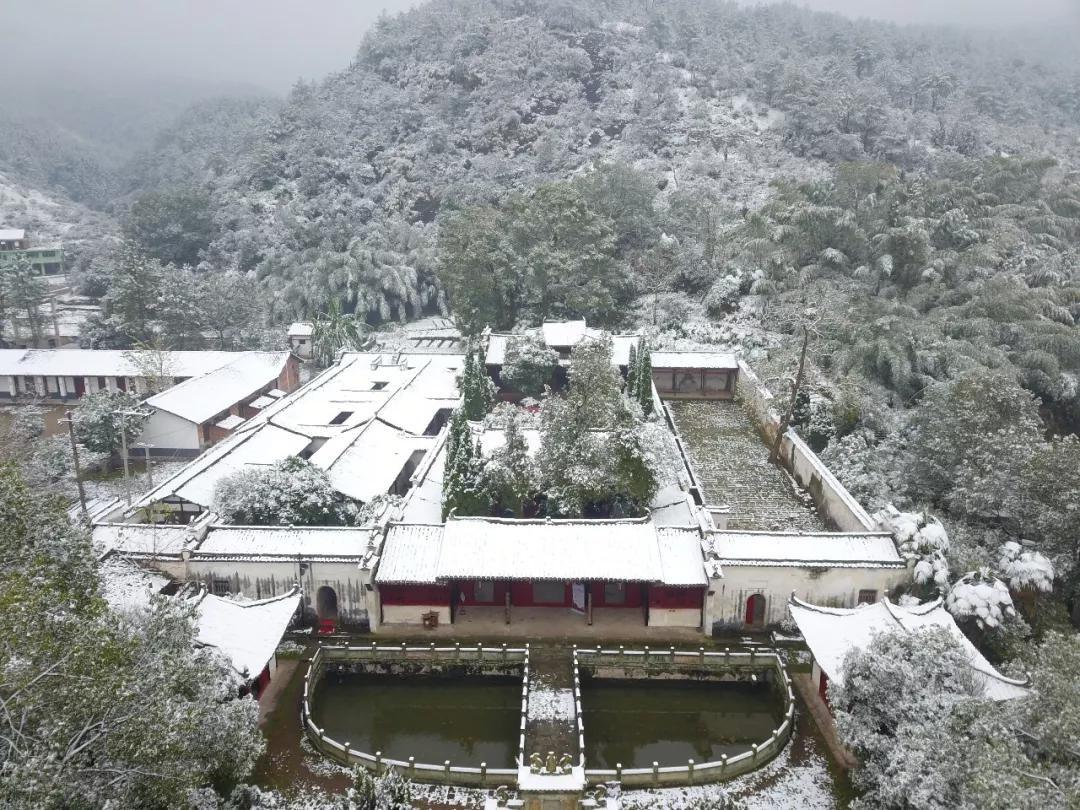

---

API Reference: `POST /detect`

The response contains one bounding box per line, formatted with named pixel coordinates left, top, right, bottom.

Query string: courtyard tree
left=635, top=341, right=654, bottom=415
left=500, top=333, right=559, bottom=398
left=213, top=456, right=358, bottom=526
left=460, top=348, right=496, bottom=420
left=484, top=412, right=534, bottom=517
left=442, top=409, right=489, bottom=519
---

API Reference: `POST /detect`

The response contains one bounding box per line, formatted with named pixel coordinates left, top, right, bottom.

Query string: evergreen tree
left=626, top=341, right=638, bottom=399
left=637, top=342, right=654, bottom=415
left=442, top=410, right=488, bottom=518
left=0, top=255, right=47, bottom=347
left=461, top=349, right=495, bottom=420
left=487, top=412, right=534, bottom=517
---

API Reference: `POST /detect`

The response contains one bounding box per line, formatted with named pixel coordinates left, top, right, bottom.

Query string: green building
left=0, top=228, right=65, bottom=276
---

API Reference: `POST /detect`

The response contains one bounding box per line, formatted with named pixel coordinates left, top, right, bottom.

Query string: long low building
left=702, top=530, right=910, bottom=629
left=375, top=517, right=708, bottom=629
left=139, top=352, right=299, bottom=453
left=0, top=348, right=291, bottom=404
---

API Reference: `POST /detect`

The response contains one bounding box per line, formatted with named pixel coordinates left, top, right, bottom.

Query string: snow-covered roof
left=651, top=351, right=739, bottom=370
left=0, top=349, right=242, bottom=379
left=215, top=414, right=246, bottom=430
left=93, top=522, right=195, bottom=556
left=312, top=419, right=436, bottom=502
left=134, top=422, right=311, bottom=509
left=249, top=395, right=275, bottom=410
left=788, top=596, right=1030, bottom=701
left=288, top=322, right=314, bottom=337
left=376, top=523, right=445, bottom=584
left=542, top=320, right=589, bottom=347
left=99, top=554, right=170, bottom=610
left=486, top=330, right=640, bottom=367
left=0, top=228, right=25, bottom=241
left=144, top=351, right=290, bottom=424
left=704, top=531, right=905, bottom=570
left=194, top=588, right=301, bottom=679
left=656, top=527, right=709, bottom=586
left=194, top=525, right=376, bottom=560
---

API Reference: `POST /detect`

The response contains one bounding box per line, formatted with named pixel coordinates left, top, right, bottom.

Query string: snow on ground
left=620, top=735, right=837, bottom=810
left=527, top=681, right=575, bottom=724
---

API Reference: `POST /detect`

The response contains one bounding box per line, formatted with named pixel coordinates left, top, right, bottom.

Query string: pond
left=581, top=679, right=783, bottom=769
left=310, top=673, right=521, bottom=768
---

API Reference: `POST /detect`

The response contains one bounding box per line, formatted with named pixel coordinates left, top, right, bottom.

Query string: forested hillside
left=87, top=1, right=1080, bottom=612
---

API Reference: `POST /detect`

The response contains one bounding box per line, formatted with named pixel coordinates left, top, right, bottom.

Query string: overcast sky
left=3, top=0, right=1076, bottom=95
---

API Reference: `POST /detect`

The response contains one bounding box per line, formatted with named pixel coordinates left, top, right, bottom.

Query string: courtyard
left=668, top=400, right=826, bottom=532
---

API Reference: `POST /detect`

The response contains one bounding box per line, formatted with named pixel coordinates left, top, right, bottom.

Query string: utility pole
left=138, top=443, right=154, bottom=488
left=770, top=325, right=810, bottom=465
left=62, top=410, right=88, bottom=520
left=120, top=421, right=132, bottom=506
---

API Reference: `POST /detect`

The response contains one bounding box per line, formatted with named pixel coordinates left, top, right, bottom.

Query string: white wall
left=735, top=361, right=875, bottom=532
left=140, top=409, right=201, bottom=452
left=647, top=608, right=701, bottom=628
left=380, top=604, right=451, bottom=626
left=704, top=564, right=910, bottom=629
left=180, top=558, right=374, bottom=624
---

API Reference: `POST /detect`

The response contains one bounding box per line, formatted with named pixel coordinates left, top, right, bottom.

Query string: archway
left=316, top=586, right=339, bottom=621
left=744, top=593, right=766, bottom=627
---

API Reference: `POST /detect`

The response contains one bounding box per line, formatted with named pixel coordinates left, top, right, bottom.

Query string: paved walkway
left=791, top=672, right=857, bottom=769
left=258, top=658, right=300, bottom=725
left=381, top=606, right=707, bottom=643
left=524, top=646, right=577, bottom=762
left=669, top=400, right=825, bottom=531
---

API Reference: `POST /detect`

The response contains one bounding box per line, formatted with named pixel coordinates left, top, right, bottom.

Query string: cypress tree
left=626, top=341, right=638, bottom=398
left=461, top=349, right=495, bottom=420
left=637, top=342, right=653, bottom=415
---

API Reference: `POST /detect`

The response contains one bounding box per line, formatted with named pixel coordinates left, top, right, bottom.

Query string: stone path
left=669, top=400, right=826, bottom=532
left=524, top=645, right=578, bottom=762
left=791, top=672, right=857, bottom=769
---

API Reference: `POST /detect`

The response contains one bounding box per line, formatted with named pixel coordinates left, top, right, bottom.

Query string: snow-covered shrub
left=996, top=541, right=1054, bottom=593
left=945, top=569, right=1016, bottom=630
left=872, top=505, right=951, bottom=589
left=213, top=456, right=358, bottom=526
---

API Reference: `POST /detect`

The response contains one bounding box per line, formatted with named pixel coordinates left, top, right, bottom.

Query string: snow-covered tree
left=635, top=341, right=654, bottom=416
left=945, top=568, right=1017, bottom=630
left=442, top=409, right=488, bottom=519
left=0, top=464, right=263, bottom=807
left=484, top=412, right=534, bottom=517
left=997, top=541, right=1054, bottom=594
left=872, top=505, right=951, bottom=590
left=312, top=299, right=368, bottom=368
left=72, top=390, right=150, bottom=455
left=460, top=349, right=495, bottom=420
left=831, top=627, right=986, bottom=809
left=501, top=333, right=558, bottom=398
left=213, top=456, right=358, bottom=526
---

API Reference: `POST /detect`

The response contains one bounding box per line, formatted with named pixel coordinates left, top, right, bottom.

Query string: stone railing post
left=699, top=646, right=705, bottom=664
left=455, top=642, right=461, bottom=661
left=445, top=760, right=452, bottom=782
left=720, top=754, right=728, bottom=774
left=751, top=744, right=758, bottom=763
left=688, top=759, right=695, bottom=785
left=375, top=750, right=382, bottom=773
left=481, top=761, right=488, bottom=784
left=408, top=756, right=415, bottom=778
left=616, top=762, right=623, bottom=782
left=652, top=761, right=659, bottom=784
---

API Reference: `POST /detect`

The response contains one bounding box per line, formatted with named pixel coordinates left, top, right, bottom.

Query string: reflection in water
left=581, top=679, right=782, bottom=768
left=310, top=673, right=520, bottom=768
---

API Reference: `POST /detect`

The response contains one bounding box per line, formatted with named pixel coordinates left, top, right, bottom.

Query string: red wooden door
left=745, top=593, right=765, bottom=626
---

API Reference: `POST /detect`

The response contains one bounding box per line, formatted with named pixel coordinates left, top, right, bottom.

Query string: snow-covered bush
left=501, top=333, right=558, bottom=398
left=996, top=541, right=1054, bottom=593
left=872, top=505, right=951, bottom=589
left=213, top=456, right=358, bottom=526
left=945, top=569, right=1016, bottom=630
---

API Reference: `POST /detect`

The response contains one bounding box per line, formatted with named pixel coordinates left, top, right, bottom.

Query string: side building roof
left=788, top=595, right=1030, bottom=701
left=704, top=531, right=905, bottom=576
left=144, top=351, right=291, bottom=424
left=194, top=588, right=302, bottom=679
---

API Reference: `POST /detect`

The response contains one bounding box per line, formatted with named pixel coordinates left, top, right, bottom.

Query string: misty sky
left=4, top=0, right=1077, bottom=95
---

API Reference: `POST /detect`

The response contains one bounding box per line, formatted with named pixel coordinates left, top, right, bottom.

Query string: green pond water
left=581, top=679, right=783, bottom=769
left=310, top=673, right=521, bottom=768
